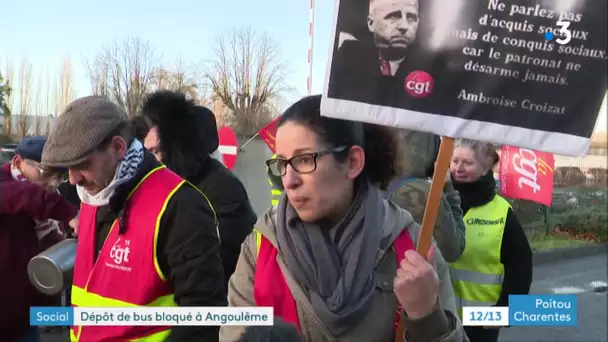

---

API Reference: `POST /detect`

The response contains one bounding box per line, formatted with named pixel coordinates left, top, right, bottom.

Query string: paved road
left=42, top=254, right=607, bottom=342
left=500, top=254, right=607, bottom=342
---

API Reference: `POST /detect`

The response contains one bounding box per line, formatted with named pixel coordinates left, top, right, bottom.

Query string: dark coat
left=191, top=158, right=257, bottom=288
left=327, top=40, right=420, bottom=105
left=327, top=39, right=457, bottom=116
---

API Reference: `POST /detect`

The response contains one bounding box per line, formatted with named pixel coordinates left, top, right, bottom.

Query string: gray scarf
left=276, top=180, right=386, bottom=335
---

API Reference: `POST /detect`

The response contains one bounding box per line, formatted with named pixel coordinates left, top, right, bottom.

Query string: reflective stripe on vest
left=71, top=166, right=183, bottom=342
left=449, top=195, right=510, bottom=318
left=270, top=189, right=282, bottom=206
left=187, top=180, right=221, bottom=243
left=252, top=228, right=415, bottom=335
left=268, top=153, right=283, bottom=206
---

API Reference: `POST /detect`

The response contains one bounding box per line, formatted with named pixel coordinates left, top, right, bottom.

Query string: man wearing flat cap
left=0, top=136, right=78, bottom=342
left=42, top=96, right=226, bottom=342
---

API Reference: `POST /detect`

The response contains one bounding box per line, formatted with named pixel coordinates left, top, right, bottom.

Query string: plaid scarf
left=10, top=164, right=64, bottom=241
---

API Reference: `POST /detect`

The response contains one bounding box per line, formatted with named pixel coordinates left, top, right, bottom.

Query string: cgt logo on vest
left=106, top=238, right=133, bottom=272
left=404, top=71, right=434, bottom=98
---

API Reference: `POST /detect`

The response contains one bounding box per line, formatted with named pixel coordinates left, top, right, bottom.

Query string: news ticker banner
left=30, top=307, right=273, bottom=327
left=32, top=295, right=575, bottom=327
left=463, top=294, right=577, bottom=327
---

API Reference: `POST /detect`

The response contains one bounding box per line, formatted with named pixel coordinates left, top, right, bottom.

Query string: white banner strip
left=218, top=145, right=238, bottom=155
left=73, top=307, right=274, bottom=326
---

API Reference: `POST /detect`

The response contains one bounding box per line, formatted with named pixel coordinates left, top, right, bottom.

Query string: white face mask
left=10, top=164, right=23, bottom=180
left=77, top=139, right=145, bottom=207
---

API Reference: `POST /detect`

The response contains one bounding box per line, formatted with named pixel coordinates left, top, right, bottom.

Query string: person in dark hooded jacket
left=140, top=90, right=257, bottom=288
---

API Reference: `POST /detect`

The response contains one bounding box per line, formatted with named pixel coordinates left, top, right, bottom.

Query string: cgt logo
left=109, top=238, right=131, bottom=265
left=404, top=71, right=434, bottom=98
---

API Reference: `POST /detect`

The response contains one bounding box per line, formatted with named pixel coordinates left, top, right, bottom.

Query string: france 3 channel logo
left=544, top=21, right=573, bottom=45
left=463, top=294, right=578, bottom=327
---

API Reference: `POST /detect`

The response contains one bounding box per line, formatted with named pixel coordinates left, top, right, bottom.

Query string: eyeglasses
left=265, top=147, right=348, bottom=177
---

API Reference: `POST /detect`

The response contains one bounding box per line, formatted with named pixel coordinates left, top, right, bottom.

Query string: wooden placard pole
left=394, top=136, right=455, bottom=342
left=416, top=136, right=456, bottom=255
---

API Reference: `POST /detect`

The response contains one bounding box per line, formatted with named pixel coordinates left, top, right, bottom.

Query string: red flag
left=499, top=146, right=555, bottom=206
left=259, top=116, right=280, bottom=153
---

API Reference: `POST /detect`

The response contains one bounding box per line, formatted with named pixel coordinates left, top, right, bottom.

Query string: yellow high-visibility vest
left=449, top=195, right=510, bottom=318
left=268, top=153, right=283, bottom=206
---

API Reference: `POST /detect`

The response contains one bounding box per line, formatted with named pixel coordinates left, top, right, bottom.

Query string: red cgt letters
left=499, top=146, right=555, bottom=206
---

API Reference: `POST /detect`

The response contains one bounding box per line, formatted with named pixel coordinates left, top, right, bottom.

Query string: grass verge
left=529, top=234, right=596, bottom=251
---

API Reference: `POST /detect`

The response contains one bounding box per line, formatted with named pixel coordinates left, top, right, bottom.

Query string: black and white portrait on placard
left=326, top=0, right=459, bottom=106
left=327, top=0, right=431, bottom=105
left=341, top=0, right=420, bottom=76
left=322, top=0, right=607, bottom=156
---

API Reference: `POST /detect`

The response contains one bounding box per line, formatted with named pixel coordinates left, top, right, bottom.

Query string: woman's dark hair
left=141, top=90, right=219, bottom=182
left=236, top=319, right=304, bottom=342
left=130, top=115, right=152, bottom=141
left=278, top=95, right=397, bottom=189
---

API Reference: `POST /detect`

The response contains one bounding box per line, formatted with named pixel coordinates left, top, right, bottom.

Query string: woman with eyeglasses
left=221, top=95, right=466, bottom=342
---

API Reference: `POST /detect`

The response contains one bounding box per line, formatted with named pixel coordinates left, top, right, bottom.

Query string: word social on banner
left=321, top=0, right=607, bottom=156
left=462, top=294, right=577, bottom=327
left=499, top=146, right=555, bottom=206
left=218, top=126, right=239, bottom=171
left=30, top=307, right=274, bottom=326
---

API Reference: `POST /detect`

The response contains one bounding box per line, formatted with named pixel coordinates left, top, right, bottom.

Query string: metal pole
left=308, top=0, right=315, bottom=95
left=239, top=132, right=260, bottom=151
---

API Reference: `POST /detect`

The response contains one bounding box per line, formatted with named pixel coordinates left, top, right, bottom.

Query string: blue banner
left=30, top=307, right=74, bottom=326
left=509, top=294, right=577, bottom=326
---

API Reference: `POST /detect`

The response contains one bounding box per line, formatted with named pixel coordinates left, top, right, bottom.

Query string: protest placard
left=321, top=0, right=607, bottom=157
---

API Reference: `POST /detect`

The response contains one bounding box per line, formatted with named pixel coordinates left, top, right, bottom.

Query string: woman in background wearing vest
left=449, top=139, right=533, bottom=342
left=221, top=95, right=467, bottom=342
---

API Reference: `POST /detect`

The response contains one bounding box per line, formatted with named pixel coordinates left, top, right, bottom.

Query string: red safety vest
left=70, top=166, right=184, bottom=342
left=253, top=228, right=414, bottom=335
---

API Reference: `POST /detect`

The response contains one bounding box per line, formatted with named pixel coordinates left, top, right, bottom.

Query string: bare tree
left=83, top=52, right=109, bottom=97
left=169, top=57, right=201, bottom=101
left=56, top=56, right=75, bottom=114
left=150, top=57, right=211, bottom=105
left=204, top=26, right=290, bottom=135
left=2, top=59, right=15, bottom=137
left=44, top=68, right=53, bottom=135
left=151, top=67, right=171, bottom=90
left=33, top=68, right=44, bottom=135
left=18, top=57, right=33, bottom=138
left=84, top=37, right=158, bottom=117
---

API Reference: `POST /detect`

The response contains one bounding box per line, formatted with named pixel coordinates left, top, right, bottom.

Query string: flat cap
left=15, top=136, right=47, bottom=163
left=42, top=96, right=127, bottom=167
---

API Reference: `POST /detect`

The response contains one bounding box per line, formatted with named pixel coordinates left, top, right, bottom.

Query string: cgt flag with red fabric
left=259, top=116, right=280, bottom=153
left=499, top=146, right=555, bottom=206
